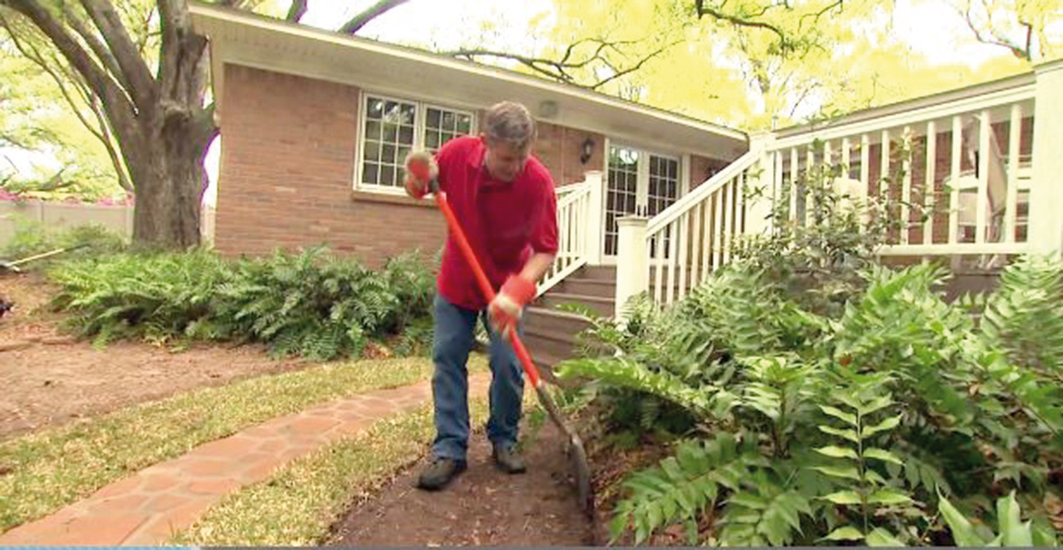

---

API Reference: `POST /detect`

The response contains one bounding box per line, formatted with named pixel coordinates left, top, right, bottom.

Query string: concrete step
left=539, top=293, right=614, bottom=317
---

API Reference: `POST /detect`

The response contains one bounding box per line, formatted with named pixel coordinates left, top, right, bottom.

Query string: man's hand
left=403, top=150, right=438, bottom=199
left=488, top=274, right=537, bottom=339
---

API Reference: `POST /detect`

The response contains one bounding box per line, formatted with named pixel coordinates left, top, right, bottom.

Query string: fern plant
left=938, top=491, right=1058, bottom=547
left=811, top=368, right=913, bottom=545
left=609, top=432, right=768, bottom=545
left=48, top=245, right=435, bottom=361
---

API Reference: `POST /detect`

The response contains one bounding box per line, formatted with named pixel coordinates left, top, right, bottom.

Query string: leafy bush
left=48, top=247, right=436, bottom=360
left=562, top=257, right=1063, bottom=546
left=557, top=152, right=1063, bottom=546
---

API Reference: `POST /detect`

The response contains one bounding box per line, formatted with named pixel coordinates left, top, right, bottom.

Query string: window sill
left=350, top=189, right=435, bottom=208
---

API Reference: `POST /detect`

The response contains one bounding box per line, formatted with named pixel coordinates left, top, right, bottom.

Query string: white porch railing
left=766, top=78, right=1037, bottom=259
left=536, top=171, right=604, bottom=297
left=613, top=59, right=1063, bottom=317
left=636, top=150, right=761, bottom=309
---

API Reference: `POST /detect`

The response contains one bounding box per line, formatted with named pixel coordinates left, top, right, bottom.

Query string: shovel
left=0, top=243, right=89, bottom=273
left=414, top=163, right=593, bottom=515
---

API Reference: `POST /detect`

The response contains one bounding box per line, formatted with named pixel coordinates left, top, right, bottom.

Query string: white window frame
left=354, top=91, right=477, bottom=195
left=602, top=140, right=685, bottom=260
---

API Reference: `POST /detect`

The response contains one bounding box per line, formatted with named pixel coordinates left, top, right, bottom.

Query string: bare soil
left=328, top=420, right=600, bottom=546
left=0, top=272, right=309, bottom=441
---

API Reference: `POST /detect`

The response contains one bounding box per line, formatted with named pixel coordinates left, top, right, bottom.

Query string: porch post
left=745, top=131, right=776, bottom=237
left=1028, top=59, right=1063, bottom=256
left=582, top=170, right=605, bottom=265
left=614, top=215, right=649, bottom=320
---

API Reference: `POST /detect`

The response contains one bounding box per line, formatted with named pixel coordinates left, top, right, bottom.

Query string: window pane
left=364, top=142, right=380, bottom=161
left=367, top=98, right=384, bottom=119
left=383, top=123, right=398, bottom=142
left=400, top=104, right=415, bottom=125
left=361, top=96, right=417, bottom=188
left=363, top=163, right=378, bottom=184
left=424, top=106, right=474, bottom=152
left=366, top=120, right=381, bottom=140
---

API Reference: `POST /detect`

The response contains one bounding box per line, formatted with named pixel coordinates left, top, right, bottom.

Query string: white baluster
left=924, top=121, right=936, bottom=245
left=1005, top=103, right=1022, bottom=243
left=950, top=116, right=962, bottom=245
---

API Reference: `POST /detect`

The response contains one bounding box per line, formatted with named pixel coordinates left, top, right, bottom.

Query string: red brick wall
left=214, top=65, right=444, bottom=267
left=534, top=122, right=606, bottom=186
left=689, top=154, right=732, bottom=191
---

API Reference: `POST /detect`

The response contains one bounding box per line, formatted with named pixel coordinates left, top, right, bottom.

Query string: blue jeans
left=430, top=294, right=525, bottom=462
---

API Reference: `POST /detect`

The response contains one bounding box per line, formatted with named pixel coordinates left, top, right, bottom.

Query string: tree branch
left=339, top=0, right=409, bottom=34
left=960, top=0, right=1031, bottom=61
left=694, top=0, right=792, bottom=51
left=0, top=0, right=138, bottom=138
left=449, top=37, right=677, bottom=90
left=79, top=0, right=156, bottom=109
left=57, top=3, right=128, bottom=91
left=286, top=0, right=307, bottom=22
left=1, top=14, right=133, bottom=192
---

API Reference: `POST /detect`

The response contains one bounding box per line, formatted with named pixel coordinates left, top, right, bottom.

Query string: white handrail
left=647, top=150, right=760, bottom=235
left=537, top=181, right=593, bottom=298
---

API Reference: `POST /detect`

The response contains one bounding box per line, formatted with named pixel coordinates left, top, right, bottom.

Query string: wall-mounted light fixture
left=538, top=100, right=559, bottom=119
left=579, top=137, right=595, bottom=165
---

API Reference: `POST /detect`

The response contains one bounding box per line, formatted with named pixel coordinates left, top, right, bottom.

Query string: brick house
left=191, top=4, right=1063, bottom=370
left=190, top=4, right=747, bottom=266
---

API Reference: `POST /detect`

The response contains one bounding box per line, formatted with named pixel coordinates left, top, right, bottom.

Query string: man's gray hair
left=483, top=101, right=537, bottom=150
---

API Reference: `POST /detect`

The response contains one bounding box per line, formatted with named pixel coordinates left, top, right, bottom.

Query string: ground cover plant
left=557, top=150, right=1063, bottom=546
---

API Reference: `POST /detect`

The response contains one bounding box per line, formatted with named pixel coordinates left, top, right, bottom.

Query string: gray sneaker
left=492, top=444, right=527, bottom=474
left=416, top=457, right=466, bottom=490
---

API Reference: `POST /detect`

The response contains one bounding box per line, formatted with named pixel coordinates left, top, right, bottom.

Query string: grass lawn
left=171, top=384, right=545, bottom=545
left=170, top=400, right=488, bottom=545
left=0, top=355, right=487, bottom=533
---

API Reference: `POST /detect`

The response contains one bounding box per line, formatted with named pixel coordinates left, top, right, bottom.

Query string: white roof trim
left=189, top=2, right=748, bottom=156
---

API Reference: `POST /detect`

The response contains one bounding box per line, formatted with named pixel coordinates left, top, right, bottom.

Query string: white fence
left=0, top=200, right=134, bottom=249
left=0, top=200, right=218, bottom=250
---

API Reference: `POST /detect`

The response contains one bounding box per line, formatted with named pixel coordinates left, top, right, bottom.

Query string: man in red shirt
left=403, top=101, right=558, bottom=490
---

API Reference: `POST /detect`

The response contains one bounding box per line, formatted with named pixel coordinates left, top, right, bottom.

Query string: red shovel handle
left=409, top=161, right=544, bottom=387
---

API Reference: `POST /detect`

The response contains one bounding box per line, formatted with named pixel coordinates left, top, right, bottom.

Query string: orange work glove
left=488, top=275, right=536, bottom=339
left=403, top=150, right=438, bottom=198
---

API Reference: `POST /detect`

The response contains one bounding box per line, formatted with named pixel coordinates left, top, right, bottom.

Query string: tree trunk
left=128, top=110, right=213, bottom=248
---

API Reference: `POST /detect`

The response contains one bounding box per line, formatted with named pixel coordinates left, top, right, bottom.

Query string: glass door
left=604, top=145, right=681, bottom=257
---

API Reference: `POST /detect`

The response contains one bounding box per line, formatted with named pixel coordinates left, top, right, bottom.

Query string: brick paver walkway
left=0, top=373, right=490, bottom=546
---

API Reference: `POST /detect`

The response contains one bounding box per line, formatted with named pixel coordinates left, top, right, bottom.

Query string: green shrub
left=563, top=258, right=1063, bottom=546
left=48, top=246, right=436, bottom=361
left=557, top=146, right=1063, bottom=546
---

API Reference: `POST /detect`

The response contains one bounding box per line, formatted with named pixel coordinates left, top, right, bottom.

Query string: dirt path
left=329, top=420, right=598, bottom=546
left=0, top=272, right=309, bottom=440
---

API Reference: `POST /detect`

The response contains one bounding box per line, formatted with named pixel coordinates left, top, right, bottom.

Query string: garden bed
left=0, top=272, right=309, bottom=440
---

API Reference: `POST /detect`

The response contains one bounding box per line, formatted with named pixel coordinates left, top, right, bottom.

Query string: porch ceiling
left=189, top=3, right=749, bottom=160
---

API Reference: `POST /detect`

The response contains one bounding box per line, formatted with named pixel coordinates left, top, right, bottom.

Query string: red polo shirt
left=434, top=136, right=558, bottom=311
